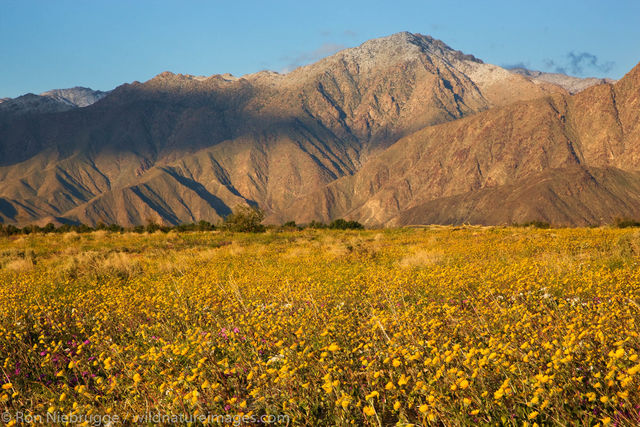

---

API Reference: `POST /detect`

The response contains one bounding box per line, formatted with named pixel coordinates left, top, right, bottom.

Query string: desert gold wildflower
left=0, top=227, right=638, bottom=424
left=363, top=406, right=375, bottom=416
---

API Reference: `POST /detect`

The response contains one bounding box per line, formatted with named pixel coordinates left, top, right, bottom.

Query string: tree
left=222, top=205, right=266, bottom=232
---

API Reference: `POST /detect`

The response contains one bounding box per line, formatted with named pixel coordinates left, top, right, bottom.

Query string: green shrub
left=281, top=221, right=301, bottom=231
left=222, top=205, right=266, bottom=233
left=514, top=221, right=551, bottom=229
left=329, top=218, right=364, bottom=230
left=308, top=220, right=327, bottom=229
left=614, top=218, right=640, bottom=228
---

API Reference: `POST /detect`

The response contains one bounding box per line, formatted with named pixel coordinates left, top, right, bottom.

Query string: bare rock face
left=281, top=62, right=640, bottom=226
left=0, top=32, right=632, bottom=227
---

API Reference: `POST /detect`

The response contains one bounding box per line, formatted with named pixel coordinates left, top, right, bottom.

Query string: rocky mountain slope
left=1, top=32, right=635, bottom=227
left=281, top=62, right=640, bottom=226
left=0, top=32, right=575, bottom=226
left=0, top=94, right=76, bottom=118
left=40, top=87, right=109, bottom=108
left=0, top=87, right=107, bottom=118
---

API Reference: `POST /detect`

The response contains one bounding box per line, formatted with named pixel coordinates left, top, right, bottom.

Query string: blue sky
left=1, top=0, right=639, bottom=98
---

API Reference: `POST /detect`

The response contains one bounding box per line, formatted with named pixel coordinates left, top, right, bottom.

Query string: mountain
left=281, top=62, right=640, bottom=226
left=0, top=32, right=573, bottom=227
left=509, top=68, right=615, bottom=94
left=40, top=87, right=109, bottom=108
left=0, top=94, right=77, bottom=118
left=0, top=87, right=107, bottom=119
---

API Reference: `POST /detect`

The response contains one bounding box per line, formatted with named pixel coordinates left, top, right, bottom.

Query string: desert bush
left=614, top=218, right=640, bottom=228
left=280, top=220, right=301, bottom=231
left=514, top=220, right=551, bottom=229
left=175, top=220, right=215, bottom=232
left=222, top=205, right=266, bottom=232
left=329, top=218, right=364, bottom=230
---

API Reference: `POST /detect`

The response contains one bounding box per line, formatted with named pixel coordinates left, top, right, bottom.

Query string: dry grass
left=398, top=248, right=445, bottom=267
left=91, top=230, right=109, bottom=240
left=4, top=257, right=34, bottom=272
left=282, top=245, right=313, bottom=259
left=62, top=231, right=80, bottom=242
left=58, top=250, right=141, bottom=278
left=97, top=251, right=142, bottom=278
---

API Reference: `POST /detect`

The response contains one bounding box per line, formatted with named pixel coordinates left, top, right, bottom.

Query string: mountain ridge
left=509, top=68, right=616, bottom=94
left=278, top=61, right=640, bottom=226
left=0, top=32, right=634, bottom=227
left=0, top=86, right=108, bottom=116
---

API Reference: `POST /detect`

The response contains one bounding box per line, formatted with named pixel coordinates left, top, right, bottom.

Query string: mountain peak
left=148, top=71, right=230, bottom=85
left=353, top=32, right=483, bottom=65
left=376, top=31, right=424, bottom=45
left=291, top=31, right=483, bottom=76
left=40, top=87, right=108, bottom=107
left=157, top=71, right=176, bottom=78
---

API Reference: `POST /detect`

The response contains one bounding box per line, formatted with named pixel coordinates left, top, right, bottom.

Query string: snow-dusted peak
left=509, top=68, right=615, bottom=94
left=41, top=87, right=108, bottom=107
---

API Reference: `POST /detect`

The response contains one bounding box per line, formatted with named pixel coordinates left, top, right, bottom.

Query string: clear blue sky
left=1, top=0, right=639, bottom=98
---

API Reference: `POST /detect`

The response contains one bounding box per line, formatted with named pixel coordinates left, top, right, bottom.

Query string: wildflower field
left=1, top=227, right=640, bottom=425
